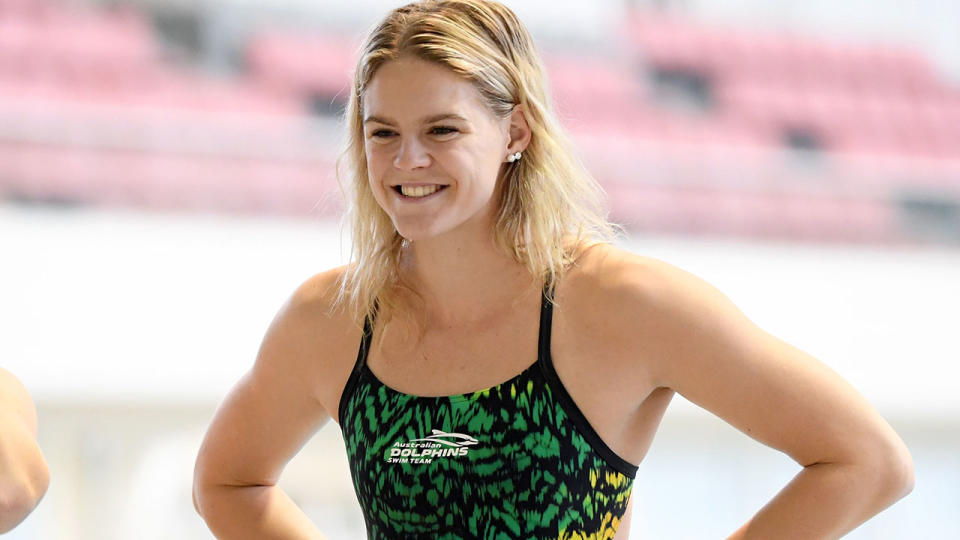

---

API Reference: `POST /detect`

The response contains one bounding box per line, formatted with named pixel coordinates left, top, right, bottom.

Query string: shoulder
left=254, top=265, right=363, bottom=399
left=561, top=243, right=744, bottom=385
left=273, top=264, right=359, bottom=338
left=283, top=265, right=351, bottom=318
left=560, top=242, right=699, bottom=317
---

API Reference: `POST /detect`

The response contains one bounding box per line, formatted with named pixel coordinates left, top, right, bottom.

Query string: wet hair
left=333, top=0, right=622, bottom=327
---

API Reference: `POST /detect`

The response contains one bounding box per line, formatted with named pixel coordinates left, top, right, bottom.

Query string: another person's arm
left=193, top=269, right=351, bottom=539
left=614, top=255, right=913, bottom=540
left=0, top=368, right=50, bottom=533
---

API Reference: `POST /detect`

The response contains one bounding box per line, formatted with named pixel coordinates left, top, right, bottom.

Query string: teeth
left=400, top=185, right=443, bottom=198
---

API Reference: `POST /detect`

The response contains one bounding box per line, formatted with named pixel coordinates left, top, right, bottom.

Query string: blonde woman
left=193, top=1, right=914, bottom=538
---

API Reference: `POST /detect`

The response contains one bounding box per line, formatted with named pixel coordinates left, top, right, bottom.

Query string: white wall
left=2, top=202, right=958, bottom=538
left=3, top=203, right=958, bottom=417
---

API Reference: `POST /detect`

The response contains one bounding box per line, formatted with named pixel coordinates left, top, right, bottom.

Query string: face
left=361, top=55, right=518, bottom=241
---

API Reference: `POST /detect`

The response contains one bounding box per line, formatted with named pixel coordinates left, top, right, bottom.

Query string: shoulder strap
left=534, top=281, right=639, bottom=477
left=537, top=282, right=554, bottom=363
left=337, top=300, right=378, bottom=426
left=358, top=303, right=377, bottom=367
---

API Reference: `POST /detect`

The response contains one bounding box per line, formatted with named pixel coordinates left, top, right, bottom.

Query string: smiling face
left=361, top=55, right=513, bottom=241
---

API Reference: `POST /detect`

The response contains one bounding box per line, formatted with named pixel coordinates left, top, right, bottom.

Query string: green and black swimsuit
left=338, top=286, right=638, bottom=539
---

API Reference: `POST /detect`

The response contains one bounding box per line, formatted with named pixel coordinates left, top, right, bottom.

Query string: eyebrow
left=363, top=113, right=470, bottom=126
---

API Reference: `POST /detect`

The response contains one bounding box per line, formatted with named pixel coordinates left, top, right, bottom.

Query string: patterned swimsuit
left=338, top=286, right=638, bottom=539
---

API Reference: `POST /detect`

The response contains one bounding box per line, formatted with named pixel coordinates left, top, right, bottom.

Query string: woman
left=193, top=1, right=914, bottom=538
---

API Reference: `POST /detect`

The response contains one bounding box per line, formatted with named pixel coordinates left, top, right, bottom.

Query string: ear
left=503, top=104, right=531, bottom=160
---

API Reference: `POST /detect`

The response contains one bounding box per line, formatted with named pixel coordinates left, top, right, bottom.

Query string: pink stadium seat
left=696, top=27, right=745, bottom=79
left=624, top=13, right=704, bottom=69
left=0, top=1, right=158, bottom=86
left=3, top=2, right=957, bottom=243
left=730, top=31, right=792, bottom=85
left=245, top=31, right=358, bottom=98
left=867, top=46, right=941, bottom=97
left=0, top=0, right=52, bottom=19
left=543, top=53, right=646, bottom=106
left=0, top=139, right=335, bottom=216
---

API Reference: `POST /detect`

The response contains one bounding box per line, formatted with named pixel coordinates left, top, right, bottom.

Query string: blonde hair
left=333, top=0, right=622, bottom=329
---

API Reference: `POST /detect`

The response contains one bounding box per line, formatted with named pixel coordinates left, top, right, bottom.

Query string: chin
left=394, top=225, right=445, bottom=242
left=392, top=215, right=464, bottom=242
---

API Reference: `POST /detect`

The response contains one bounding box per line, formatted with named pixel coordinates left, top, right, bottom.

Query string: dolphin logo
left=409, top=429, right=479, bottom=447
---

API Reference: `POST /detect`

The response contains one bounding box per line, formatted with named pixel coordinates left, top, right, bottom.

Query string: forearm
left=726, top=460, right=912, bottom=540
left=196, top=483, right=329, bottom=540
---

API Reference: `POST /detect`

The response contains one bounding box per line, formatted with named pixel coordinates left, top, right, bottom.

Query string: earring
left=507, top=151, right=522, bottom=163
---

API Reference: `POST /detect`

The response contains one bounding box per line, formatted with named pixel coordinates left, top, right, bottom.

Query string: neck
left=396, top=223, right=539, bottom=328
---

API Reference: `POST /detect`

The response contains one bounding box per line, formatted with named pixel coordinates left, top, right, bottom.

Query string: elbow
left=0, top=460, right=50, bottom=534
left=0, top=492, right=36, bottom=534
left=192, top=467, right=214, bottom=520
left=193, top=449, right=220, bottom=520
left=192, top=456, right=213, bottom=520
left=192, top=466, right=233, bottom=523
left=867, top=435, right=915, bottom=503
left=887, top=449, right=915, bottom=501
left=192, top=481, right=204, bottom=518
left=192, top=478, right=223, bottom=525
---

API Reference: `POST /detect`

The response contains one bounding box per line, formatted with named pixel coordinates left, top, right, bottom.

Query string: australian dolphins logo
left=408, top=429, right=479, bottom=448
left=387, top=429, right=479, bottom=462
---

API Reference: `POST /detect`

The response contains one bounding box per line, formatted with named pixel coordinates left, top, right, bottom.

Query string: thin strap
left=358, top=305, right=376, bottom=367
left=537, top=282, right=553, bottom=364
left=535, top=282, right=640, bottom=477
left=337, top=301, right=378, bottom=426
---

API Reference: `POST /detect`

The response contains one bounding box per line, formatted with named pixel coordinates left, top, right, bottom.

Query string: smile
left=392, top=184, right=450, bottom=200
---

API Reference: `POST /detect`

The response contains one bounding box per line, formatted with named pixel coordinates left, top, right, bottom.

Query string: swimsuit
left=338, top=285, right=638, bottom=539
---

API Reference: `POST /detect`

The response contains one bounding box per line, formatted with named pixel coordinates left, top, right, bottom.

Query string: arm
left=193, top=268, right=354, bottom=539
left=0, top=368, right=50, bottom=533
left=617, top=256, right=913, bottom=540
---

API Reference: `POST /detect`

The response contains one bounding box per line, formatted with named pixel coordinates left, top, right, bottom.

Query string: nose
left=393, top=136, right=431, bottom=171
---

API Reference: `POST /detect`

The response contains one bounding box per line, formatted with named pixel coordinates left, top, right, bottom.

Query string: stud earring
left=507, top=151, right=522, bottom=163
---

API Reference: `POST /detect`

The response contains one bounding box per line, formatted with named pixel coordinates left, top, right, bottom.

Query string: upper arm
left=619, top=256, right=912, bottom=479
left=193, top=267, right=357, bottom=497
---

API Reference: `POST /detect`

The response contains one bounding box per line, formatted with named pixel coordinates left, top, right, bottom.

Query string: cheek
left=450, top=145, right=498, bottom=186
left=364, top=159, right=390, bottom=210
left=365, top=147, right=388, bottom=187
left=471, top=150, right=505, bottom=193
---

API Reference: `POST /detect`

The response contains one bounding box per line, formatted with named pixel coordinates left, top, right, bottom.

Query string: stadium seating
left=1, top=0, right=957, bottom=244
left=623, top=10, right=960, bottom=163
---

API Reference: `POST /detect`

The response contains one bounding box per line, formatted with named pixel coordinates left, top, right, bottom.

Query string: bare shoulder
left=570, top=244, right=913, bottom=480
left=283, top=264, right=353, bottom=321
left=566, top=242, right=704, bottom=302
left=565, top=242, right=746, bottom=361
left=260, top=265, right=364, bottom=413
left=554, top=243, right=679, bottom=397
left=567, top=243, right=792, bottom=394
left=559, top=242, right=693, bottom=351
left=194, top=265, right=364, bottom=499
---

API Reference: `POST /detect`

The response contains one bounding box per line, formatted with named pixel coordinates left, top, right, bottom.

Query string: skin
left=0, top=368, right=50, bottom=534
left=362, top=55, right=535, bottom=326
left=194, top=55, right=914, bottom=539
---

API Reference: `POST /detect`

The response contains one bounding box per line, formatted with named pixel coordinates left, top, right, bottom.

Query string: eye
left=370, top=129, right=395, bottom=139
left=430, top=126, right=458, bottom=136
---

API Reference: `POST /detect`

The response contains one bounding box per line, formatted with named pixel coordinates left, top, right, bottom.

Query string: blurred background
left=1, top=0, right=958, bottom=538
